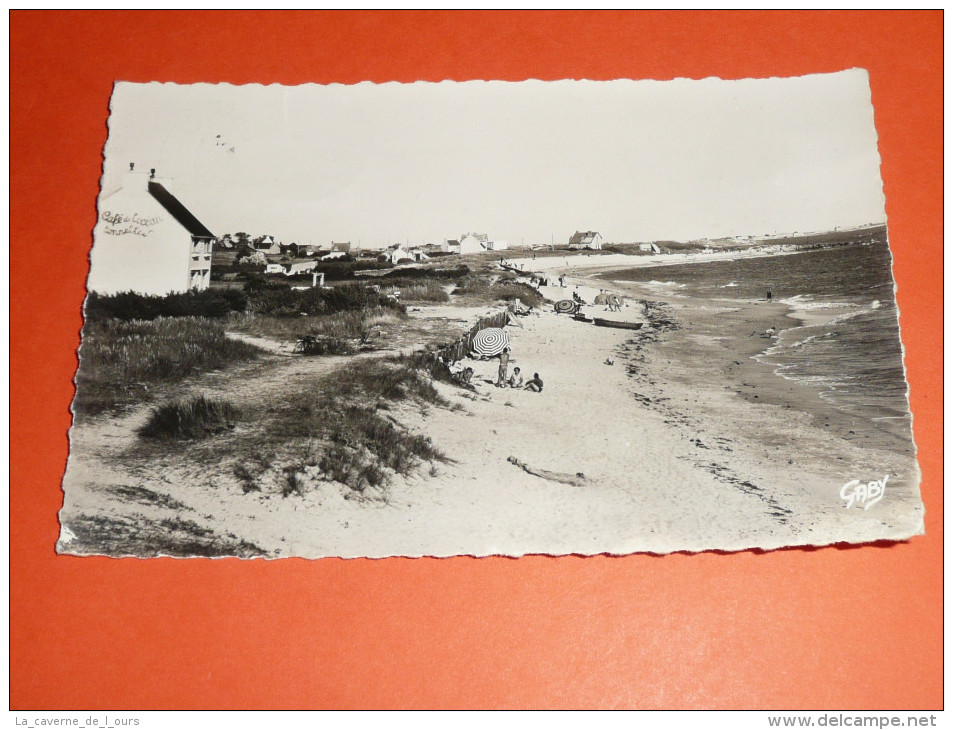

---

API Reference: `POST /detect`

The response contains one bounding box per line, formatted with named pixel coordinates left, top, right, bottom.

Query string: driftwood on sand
left=507, top=456, right=588, bottom=487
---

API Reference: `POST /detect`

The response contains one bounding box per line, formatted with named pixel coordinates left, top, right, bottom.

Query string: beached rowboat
left=591, top=318, right=644, bottom=330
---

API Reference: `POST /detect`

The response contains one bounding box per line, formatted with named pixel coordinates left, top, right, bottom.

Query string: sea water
left=603, top=233, right=914, bottom=451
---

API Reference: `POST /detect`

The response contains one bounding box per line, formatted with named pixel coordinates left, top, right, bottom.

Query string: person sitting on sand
left=496, top=347, right=511, bottom=388
left=452, top=366, right=476, bottom=391
left=508, top=366, right=524, bottom=389
left=524, top=373, right=544, bottom=392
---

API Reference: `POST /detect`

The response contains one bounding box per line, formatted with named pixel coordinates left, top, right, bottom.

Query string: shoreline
left=503, top=243, right=826, bottom=276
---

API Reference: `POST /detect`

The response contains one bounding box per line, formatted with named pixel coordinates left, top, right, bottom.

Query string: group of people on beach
left=496, top=348, right=543, bottom=392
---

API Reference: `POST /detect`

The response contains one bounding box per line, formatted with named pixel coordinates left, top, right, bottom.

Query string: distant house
left=568, top=231, right=603, bottom=250
left=320, top=251, right=349, bottom=261
left=484, top=239, right=508, bottom=251
left=265, top=263, right=285, bottom=274
left=253, top=235, right=281, bottom=255
left=638, top=242, right=662, bottom=254
left=380, top=246, right=413, bottom=265
left=88, top=164, right=214, bottom=295
left=408, top=248, right=430, bottom=262
left=330, top=241, right=352, bottom=255
left=458, top=232, right=488, bottom=254
left=286, top=260, right=318, bottom=275
left=445, top=239, right=461, bottom=254
left=424, top=242, right=449, bottom=254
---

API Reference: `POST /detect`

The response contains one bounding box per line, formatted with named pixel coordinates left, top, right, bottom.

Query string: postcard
left=58, top=72, right=923, bottom=557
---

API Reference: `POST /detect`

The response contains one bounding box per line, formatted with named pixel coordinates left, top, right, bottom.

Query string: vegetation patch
left=244, top=280, right=405, bottom=318
left=84, top=289, right=247, bottom=322
left=63, top=513, right=266, bottom=558
left=74, top=317, right=262, bottom=416
left=230, top=359, right=451, bottom=496
left=138, top=395, right=239, bottom=440
left=452, top=274, right=545, bottom=308
left=108, top=485, right=188, bottom=511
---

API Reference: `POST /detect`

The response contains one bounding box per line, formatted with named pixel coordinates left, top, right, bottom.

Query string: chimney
left=122, top=163, right=147, bottom=191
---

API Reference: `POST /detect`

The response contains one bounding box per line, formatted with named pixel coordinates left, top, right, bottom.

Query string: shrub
left=138, top=395, right=239, bottom=440
left=325, top=406, right=444, bottom=483
left=84, top=289, right=247, bottom=322
left=392, top=281, right=451, bottom=302
left=380, top=265, right=470, bottom=282
left=493, top=282, right=545, bottom=308
left=244, top=282, right=405, bottom=318
left=318, top=443, right=386, bottom=491
left=281, top=465, right=306, bottom=497
left=232, top=463, right=261, bottom=493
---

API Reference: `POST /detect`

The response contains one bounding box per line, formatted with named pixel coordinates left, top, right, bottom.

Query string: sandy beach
left=58, top=247, right=923, bottom=558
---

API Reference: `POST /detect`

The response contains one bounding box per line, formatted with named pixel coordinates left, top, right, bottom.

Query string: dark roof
left=568, top=230, right=600, bottom=245
left=148, top=181, right=214, bottom=238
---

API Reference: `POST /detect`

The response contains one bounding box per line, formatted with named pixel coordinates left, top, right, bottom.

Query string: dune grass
left=225, top=308, right=403, bottom=348
left=74, top=317, right=262, bottom=416
left=138, top=395, right=239, bottom=440
left=229, top=358, right=450, bottom=495
left=452, top=274, right=545, bottom=308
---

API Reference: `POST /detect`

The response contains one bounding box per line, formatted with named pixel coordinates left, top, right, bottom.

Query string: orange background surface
left=10, top=11, right=942, bottom=709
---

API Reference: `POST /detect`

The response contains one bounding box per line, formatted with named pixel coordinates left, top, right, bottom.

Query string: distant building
left=286, top=260, right=318, bottom=275
left=484, top=239, right=508, bottom=251
left=458, top=232, right=488, bottom=254
left=88, top=165, right=214, bottom=295
left=568, top=231, right=603, bottom=250
left=380, top=246, right=413, bottom=265
left=638, top=242, right=662, bottom=253
left=331, top=241, right=352, bottom=255
left=253, top=235, right=281, bottom=255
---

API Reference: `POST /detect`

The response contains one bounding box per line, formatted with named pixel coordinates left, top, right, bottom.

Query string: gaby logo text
left=840, top=475, right=888, bottom=510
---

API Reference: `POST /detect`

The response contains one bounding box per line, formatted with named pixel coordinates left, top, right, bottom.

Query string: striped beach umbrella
left=471, top=328, right=510, bottom=357
left=554, top=299, right=578, bottom=314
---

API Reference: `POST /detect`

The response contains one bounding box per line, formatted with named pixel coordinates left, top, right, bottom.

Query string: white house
left=484, top=239, right=508, bottom=251
left=286, top=260, right=318, bottom=275
left=381, top=246, right=414, bottom=265
left=458, top=232, right=488, bottom=254
left=265, top=263, right=286, bottom=274
left=638, top=242, right=662, bottom=254
left=568, top=231, right=604, bottom=250
left=87, top=165, right=215, bottom=295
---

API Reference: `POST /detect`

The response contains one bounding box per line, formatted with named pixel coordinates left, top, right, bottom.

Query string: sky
left=101, top=71, right=887, bottom=249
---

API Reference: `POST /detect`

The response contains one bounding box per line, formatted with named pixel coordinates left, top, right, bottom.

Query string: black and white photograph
left=58, top=71, right=923, bottom=558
